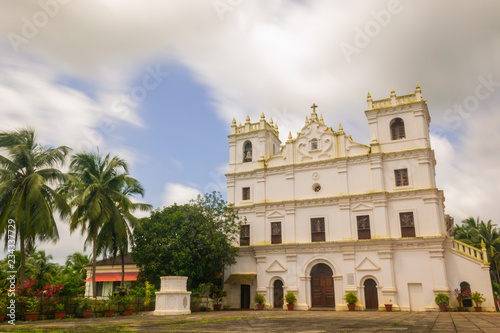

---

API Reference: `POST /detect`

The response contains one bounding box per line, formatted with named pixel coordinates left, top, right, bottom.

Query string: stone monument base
left=153, top=276, right=191, bottom=316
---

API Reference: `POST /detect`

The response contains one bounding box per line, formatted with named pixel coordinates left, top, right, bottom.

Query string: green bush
left=254, top=294, right=265, bottom=304
left=471, top=291, right=485, bottom=306
left=343, top=292, right=358, bottom=305
left=434, top=293, right=450, bottom=306
left=284, top=291, right=297, bottom=304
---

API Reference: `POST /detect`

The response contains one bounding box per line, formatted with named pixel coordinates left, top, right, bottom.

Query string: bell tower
left=365, top=84, right=431, bottom=153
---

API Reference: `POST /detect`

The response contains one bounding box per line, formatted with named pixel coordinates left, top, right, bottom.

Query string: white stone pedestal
left=153, top=276, right=191, bottom=315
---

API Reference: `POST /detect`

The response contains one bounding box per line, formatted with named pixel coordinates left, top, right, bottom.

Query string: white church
left=223, top=85, right=494, bottom=311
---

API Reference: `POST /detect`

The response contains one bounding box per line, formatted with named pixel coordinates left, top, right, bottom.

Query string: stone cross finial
left=311, top=103, right=318, bottom=113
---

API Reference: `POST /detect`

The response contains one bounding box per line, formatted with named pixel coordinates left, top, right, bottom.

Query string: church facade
left=223, top=85, right=494, bottom=311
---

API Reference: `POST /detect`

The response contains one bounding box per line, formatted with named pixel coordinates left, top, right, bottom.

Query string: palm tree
left=65, top=252, right=92, bottom=280
left=97, top=183, right=151, bottom=287
left=27, top=249, right=59, bottom=290
left=0, top=128, right=70, bottom=282
left=61, top=152, right=148, bottom=297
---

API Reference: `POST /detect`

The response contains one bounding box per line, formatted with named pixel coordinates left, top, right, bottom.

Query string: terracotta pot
left=385, top=304, right=393, bottom=311
left=475, top=306, right=482, bottom=312
left=25, top=312, right=39, bottom=321
left=105, top=310, right=114, bottom=317
left=144, top=306, right=150, bottom=311
left=457, top=306, right=465, bottom=312
left=82, top=310, right=92, bottom=318
left=54, top=311, right=65, bottom=319
left=0, top=313, right=6, bottom=322
left=347, top=304, right=355, bottom=311
left=124, top=309, right=133, bottom=316
left=193, top=308, right=201, bottom=312
left=257, top=304, right=265, bottom=310
left=439, top=304, right=447, bottom=312
left=213, top=304, right=222, bottom=311
left=287, top=303, right=294, bottom=311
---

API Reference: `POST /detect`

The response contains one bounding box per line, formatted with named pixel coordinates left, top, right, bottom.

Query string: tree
left=97, top=184, right=151, bottom=287
left=132, top=192, right=244, bottom=290
left=27, top=249, right=60, bottom=290
left=60, top=151, right=146, bottom=297
left=454, top=217, right=500, bottom=284
left=64, top=252, right=91, bottom=280
left=0, top=128, right=70, bottom=282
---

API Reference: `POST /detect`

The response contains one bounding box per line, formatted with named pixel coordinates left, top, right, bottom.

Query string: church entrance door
left=364, top=279, right=379, bottom=310
left=240, top=285, right=250, bottom=309
left=311, top=263, right=335, bottom=307
left=273, top=280, right=284, bottom=309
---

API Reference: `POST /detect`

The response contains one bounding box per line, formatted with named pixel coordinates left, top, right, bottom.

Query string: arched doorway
left=364, top=279, right=379, bottom=310
left=310, top=263, right=335, bottom=307
left=273, top=280, right=284, bottom=308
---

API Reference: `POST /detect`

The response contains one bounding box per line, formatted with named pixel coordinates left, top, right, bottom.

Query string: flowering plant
left=454, top=288, right=471, bottom=306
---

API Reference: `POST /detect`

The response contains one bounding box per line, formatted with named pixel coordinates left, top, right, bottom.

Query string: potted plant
left=454, top=288, right=470, bottom=311
left=0, top=299, right=7, bottom=322
left=344, top=292, right=357, bottom=311
left=435, top=293, right=450, bottom=312
left=384, top=299, right=393, bottom=312
left=254, top=294, right=266, bottom=310
left=104, top=299, right=116, bottom=317
left=54, top=302, right=65, bottom=319
left=25, top=299, right=39, bottom=321
left=210, top=285, right=227, bottom=311
left=284, top=291, right=297, bottom=310
left=79, top=297, right=93, bottom=318
left=471, top=291, right=485, bottom=312
left=121, top=295, right=134, bottom=316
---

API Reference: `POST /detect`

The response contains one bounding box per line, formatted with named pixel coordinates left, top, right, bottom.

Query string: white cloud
left=162, top=182, right=202, bottom=207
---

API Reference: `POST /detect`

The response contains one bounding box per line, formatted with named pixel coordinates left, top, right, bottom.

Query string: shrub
left=284, top=291, right=297, bottom=304
left=434, top=293, right=450, bottom=306
left=343, top=292, right=358, bottom=305
left=471, top=291, right=485, bottom=306
left=254, top=294, right=265, bottom=304
left=26, top=299, right=39, bottom=312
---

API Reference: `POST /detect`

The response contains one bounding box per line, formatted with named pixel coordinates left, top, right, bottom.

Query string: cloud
left=162, top=182, right=202, bottom=207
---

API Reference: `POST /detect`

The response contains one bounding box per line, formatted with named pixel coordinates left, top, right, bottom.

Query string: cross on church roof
left=311, top=103, right=318, bottom=113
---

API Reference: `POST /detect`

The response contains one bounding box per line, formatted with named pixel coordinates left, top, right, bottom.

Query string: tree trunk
left=92, top=228, right=97, bottom=298
left=121, top=251, right=125, bottom=287
left=20, top=237, right=26, bottom=283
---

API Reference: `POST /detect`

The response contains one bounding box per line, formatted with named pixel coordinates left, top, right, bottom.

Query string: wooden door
left=364, top=279, right=379, bottom=310
left=273, top=280, right=284, bottom=308
left=311, top=264, right=335, bottom=307
left=240, top=285, right=250, bottom=309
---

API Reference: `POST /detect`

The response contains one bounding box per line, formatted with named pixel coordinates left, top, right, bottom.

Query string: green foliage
left=254, top=294, right=265, bottom=304
left=471, top=291, right=485, bottom=306
left=434, top=293, right=450, bottom=306
left=60, top=151, right=150, bottom=297
left=79, top=298, right=93, bottom=311
left=284, top=291, right=297, bottom=304
left=453, top=217, right=500, bottom=285
left=0, top=128, right=71, bottom=281
left=343, top=292, right=358, bottom=304
left=26, top=299, right=39, bottom=312
left=55, top=303, right=65, bottom=312
left=0, top=299, right=7, bottom=312
left=132, top=192, right=244, bottom=290
left=209, top=285, right=227, bottom=305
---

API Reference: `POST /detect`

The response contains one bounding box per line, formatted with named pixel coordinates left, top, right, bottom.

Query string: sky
left=0, top=0, right=499, bottom=264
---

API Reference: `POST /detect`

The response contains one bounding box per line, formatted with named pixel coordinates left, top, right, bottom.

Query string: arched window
left=390, top=118, right=405, bottom=140
left=243, top=141, right=252, bottom=162
left=311, top=138, right=318, bottom=150
left=460, top=281, right=473, bottom=307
